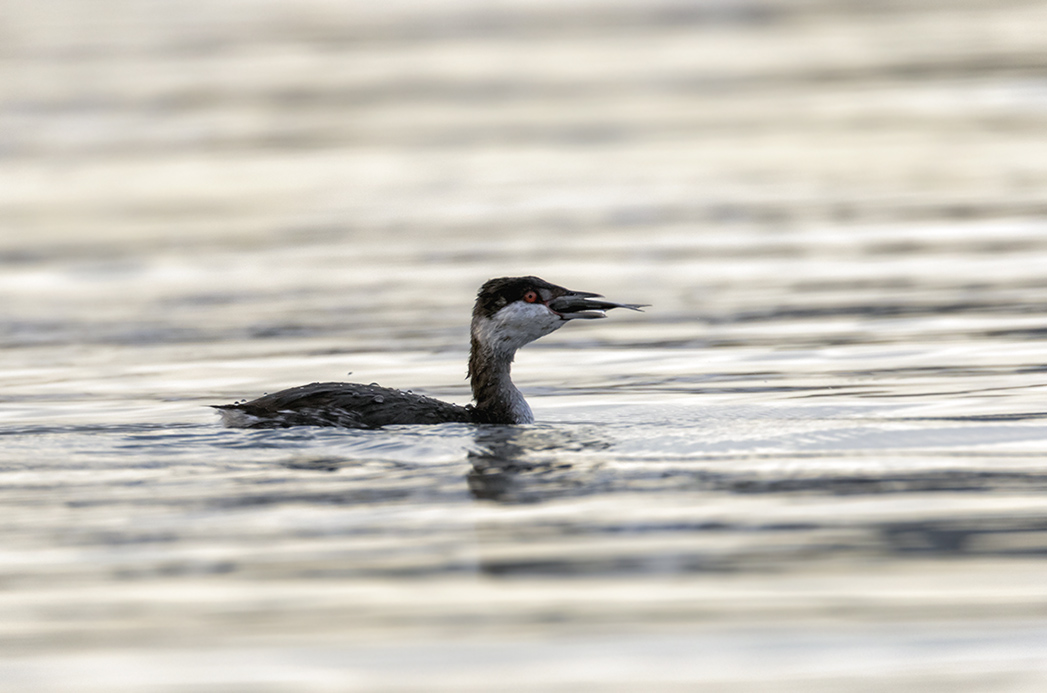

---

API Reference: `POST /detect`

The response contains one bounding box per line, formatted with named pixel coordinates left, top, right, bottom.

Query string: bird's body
left=214, top=382, right=473, bottom=429
left=214, top=276, right=644, bottom=429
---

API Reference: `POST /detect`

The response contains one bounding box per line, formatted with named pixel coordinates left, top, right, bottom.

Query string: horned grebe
left=214, top=276, right=645, bottom=428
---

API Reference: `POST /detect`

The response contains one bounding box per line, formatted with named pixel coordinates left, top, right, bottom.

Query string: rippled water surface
left=4, top=0, right=1047, bottom=690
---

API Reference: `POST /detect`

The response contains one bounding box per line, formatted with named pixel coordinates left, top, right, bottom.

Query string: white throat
left=473, top=302, right=564, bottom=359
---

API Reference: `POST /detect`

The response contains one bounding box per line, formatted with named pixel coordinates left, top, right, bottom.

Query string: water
left=4, top=0, right=1047, bottom=690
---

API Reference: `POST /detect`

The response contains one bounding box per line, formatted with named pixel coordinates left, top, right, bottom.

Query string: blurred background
left=3, top=0, right=1047, bottom=344
left=3, top=0, right=1047, bottom=690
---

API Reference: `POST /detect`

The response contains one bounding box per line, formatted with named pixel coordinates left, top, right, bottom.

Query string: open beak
left=548, top=290, right=648, bottom=320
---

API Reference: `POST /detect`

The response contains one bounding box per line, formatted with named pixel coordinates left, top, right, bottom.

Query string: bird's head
left=471, top=276, right=646, bottom=355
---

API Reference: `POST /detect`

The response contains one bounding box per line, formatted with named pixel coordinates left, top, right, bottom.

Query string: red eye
left=523, top=290, right=539, bottom=303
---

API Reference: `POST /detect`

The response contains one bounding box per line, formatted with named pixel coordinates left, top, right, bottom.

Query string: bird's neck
left=468, top=334, right=533, bottom=424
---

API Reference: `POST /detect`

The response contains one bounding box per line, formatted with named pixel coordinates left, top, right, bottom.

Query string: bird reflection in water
left=467, top=425, right=611, bottom=503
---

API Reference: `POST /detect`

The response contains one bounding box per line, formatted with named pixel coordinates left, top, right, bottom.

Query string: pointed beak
left=547, top=290, right=649, bottom=320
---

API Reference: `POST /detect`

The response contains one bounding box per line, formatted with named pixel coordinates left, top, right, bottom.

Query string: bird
left=213, top=276, right=645, bottom=428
